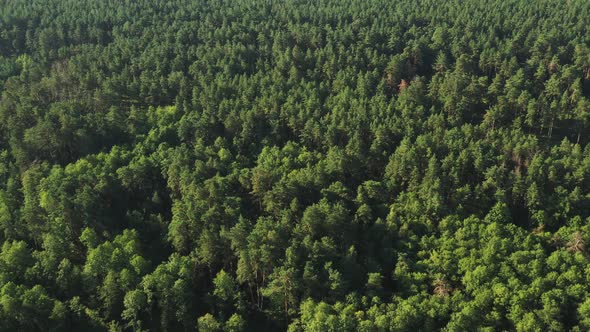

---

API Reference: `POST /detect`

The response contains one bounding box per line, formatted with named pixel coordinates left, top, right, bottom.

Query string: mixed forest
left=1, top=0, right=590, bottom=330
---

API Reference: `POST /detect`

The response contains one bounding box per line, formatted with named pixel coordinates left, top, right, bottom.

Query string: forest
left=1, top=0, right=590, bottom=330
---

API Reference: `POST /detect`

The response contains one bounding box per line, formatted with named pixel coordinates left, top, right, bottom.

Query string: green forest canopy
left=1, top=0, right=590, bottom=330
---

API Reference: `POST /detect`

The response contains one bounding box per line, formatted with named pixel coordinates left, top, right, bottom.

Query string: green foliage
left=1, top=0, right=590, bottom=330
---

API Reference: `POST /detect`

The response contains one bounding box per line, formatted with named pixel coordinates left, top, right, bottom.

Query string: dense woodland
left=1, top=0, right=590, bottom=330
